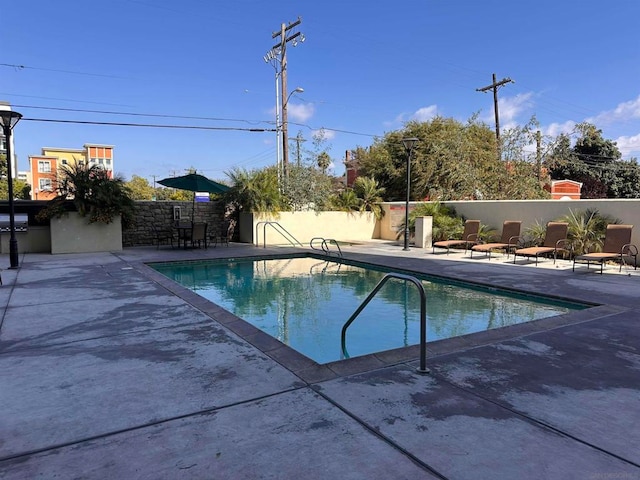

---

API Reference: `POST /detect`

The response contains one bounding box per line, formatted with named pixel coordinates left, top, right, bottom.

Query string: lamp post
left=0, top=110, right=23, bottom=269
left=401, top=137, right=419, bottom=251
left=282, top=86, right=303, bottom=179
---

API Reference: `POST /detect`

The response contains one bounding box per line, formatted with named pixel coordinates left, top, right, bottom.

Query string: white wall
left=379, top=200, right=640, bottom=248
left=241, top=211, right=379, bottom=246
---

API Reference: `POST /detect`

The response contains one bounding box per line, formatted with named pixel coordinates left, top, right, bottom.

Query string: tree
left=317, top=152, right=331, bottom=175
left=225, top=166, right=285, bottom=213
left=546, top=123, right=640, bottom=198
left=0, top=154, right=31, bottom=200
left=284, top=164, right=333, bottom=211
left=353, top=176, right=385, bottom=219
left=126, top=175, right=155, bottom=200
left=37, top=163, right=135, bottom=226
left=357, top=116, right=549, bottom=201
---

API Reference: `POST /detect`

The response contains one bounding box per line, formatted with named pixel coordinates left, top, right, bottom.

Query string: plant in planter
left=37, top=163, right=135, bottom=227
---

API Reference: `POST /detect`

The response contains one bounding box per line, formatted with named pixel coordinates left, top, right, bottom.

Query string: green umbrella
left=158, top=173, right=229, bottom=194
left=158, top=173, right=229, bottom=221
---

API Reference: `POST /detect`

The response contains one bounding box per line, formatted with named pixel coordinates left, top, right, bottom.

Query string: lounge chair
left=432, top=219, right=480, bottom=254
left=471, top=221, right=522, bottom=260
left=513, top=221, right=569, bottom=265
left=573, top=224, right=638, bottom=273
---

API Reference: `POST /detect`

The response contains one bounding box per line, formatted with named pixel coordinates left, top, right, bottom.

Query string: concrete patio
left=0, top=242, right=638, bottom=479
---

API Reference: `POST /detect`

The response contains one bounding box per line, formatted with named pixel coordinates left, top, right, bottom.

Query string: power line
left=12, top=104, right=272, bottom=126
left=23, top=117, right=275, bottom=132
left=0, top=62, right=128, bottom=79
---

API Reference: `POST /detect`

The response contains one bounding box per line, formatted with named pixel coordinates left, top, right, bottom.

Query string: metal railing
left=340, top=272, right=429, bottom=374
left=310, top=237, right=343, bottom=257
left=309, top=259, right=343, bottom=275
left=255, top=221, right=303, bottom=248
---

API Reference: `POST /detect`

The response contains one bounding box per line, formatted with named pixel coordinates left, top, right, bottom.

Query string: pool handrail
left=341, top=272, right=429, bottom=374
left=310, top=237, right=343, bottom=258
left=255, top=221, right=303, bottom=248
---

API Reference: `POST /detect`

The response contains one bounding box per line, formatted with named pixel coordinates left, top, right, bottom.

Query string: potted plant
left=37, top=163, right=135, bottom=253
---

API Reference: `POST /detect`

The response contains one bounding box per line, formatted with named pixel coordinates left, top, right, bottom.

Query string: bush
left=36, top=163, right=135, bottom=227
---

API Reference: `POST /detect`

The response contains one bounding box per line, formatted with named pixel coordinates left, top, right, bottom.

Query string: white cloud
left=542, top=120, right=576, bottom=137
left=615, top=133, right=640, bottom=158
left=587, top=95, right=640, bottom=126
left=287, top=103, right=315, bottom=122
left=498, top=92, right=534, bottom=126
left=385, top=105, right=439, bottom=126
left=313, top=129, right=336, bottom=140
left=412, top=105, right=438, bottom=122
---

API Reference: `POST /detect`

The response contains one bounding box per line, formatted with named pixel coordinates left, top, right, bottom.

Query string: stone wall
left=123, top=200, right=234, bottom=247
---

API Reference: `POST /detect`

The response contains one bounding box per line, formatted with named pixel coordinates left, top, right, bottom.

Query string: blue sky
left=3, top=0, right=640, bottom=183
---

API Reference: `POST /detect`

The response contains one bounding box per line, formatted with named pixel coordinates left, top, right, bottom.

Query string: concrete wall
left=379, top=200, right=640, bottom=248
left=241, top=211, right=379, bottom=246
left=50, top=212, right=122, bottom=254
left=0, top=227, right=50, bottom=254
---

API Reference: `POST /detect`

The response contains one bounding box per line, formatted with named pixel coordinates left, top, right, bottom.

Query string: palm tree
left=353, top=176, right=385, bottom=219
left=331, top=189, right=360, bottom=212
left=225, top=166, right=285, bottom=213
left=37, top=163, right=135, bottom=226
left=558, top=208, right=619, bottom=255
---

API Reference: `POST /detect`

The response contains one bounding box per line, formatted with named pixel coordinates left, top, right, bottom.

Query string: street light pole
left=282, top=87, right=303, bottom=179
left=402, top=137, right=419, bottom=251
left=0, top=110, right=23, bottom=269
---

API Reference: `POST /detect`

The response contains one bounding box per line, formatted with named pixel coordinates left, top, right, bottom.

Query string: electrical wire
left=12, top=104, right=272, bottom=126
left=22, top=117, right=275, bottom=132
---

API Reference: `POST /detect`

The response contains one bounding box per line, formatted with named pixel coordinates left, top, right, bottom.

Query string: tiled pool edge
left=135, top=261, right=624, bottom=384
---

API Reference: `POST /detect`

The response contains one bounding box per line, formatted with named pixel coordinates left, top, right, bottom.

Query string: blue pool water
left=151, top=255, right=584, bottom=364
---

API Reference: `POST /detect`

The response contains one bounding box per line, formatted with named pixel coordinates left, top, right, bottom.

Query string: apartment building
left=29, top=144, right=114, bottom=200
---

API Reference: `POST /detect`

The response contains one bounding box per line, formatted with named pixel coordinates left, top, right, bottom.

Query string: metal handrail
left=309, top=259, right=343, bottom=275
left=255, top=221, right=303, bottom=248
left=340, top=272, right=429, bottom=374
left=310, top=237, right=343, bottom=257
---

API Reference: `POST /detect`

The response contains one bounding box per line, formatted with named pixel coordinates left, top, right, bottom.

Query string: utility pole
left=476, top=73, right=514, bottom=159
left=271, top=17, right=304, bottom=179
left=536, top=130, right=542, bottom=181
left=293, top=131, right=306, bottom=166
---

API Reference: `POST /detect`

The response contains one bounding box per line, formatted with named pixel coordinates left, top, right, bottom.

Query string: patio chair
left=210, top=220, right=231, bottom=248
left=471, top=221, right=522, bottom=260
left=513, top=221, right=569, bottom=265
left=432, top=219, right=480, bottom=254
left=573, top=224, right=638, bottom=273
left=190, top=222, right=208, bottom=249
left=150, top=224, right=175, bottom=249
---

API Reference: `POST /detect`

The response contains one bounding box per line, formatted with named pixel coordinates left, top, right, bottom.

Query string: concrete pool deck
left=0, top=242, right=638, bottom=479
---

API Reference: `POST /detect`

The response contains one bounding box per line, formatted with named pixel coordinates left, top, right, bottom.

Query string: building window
left=38, top=160, right=51, bottom=173
left=39, top=178, right=52, bottom=191
left=0, top=137, right=6, bottom=152
left=62, top=159, right=68, bottom=165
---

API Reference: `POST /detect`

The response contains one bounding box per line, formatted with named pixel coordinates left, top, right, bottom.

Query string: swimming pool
left=151, top=255, right=584, bottom=364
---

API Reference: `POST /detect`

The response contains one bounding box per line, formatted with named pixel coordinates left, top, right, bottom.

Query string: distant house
left=29, top=144, right=114, bottom=200
left=344, top=150, right=360, bottom=188
left=545, top=179, right=582, bottom=200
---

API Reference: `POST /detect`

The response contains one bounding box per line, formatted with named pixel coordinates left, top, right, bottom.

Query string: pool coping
left=134, top=251, right=628, bottom=384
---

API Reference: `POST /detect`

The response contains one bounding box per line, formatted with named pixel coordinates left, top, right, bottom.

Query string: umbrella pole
left=192, top=191, right=196, bottom=223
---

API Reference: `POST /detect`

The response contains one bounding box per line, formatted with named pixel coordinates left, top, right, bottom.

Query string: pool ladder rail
left=309, top=260, right=343, bottom=275
left=340, top=272, right=430, bottom=374
left=255, top=221, right=303, bottom=248
left=310, top=237, right=343, bottom=258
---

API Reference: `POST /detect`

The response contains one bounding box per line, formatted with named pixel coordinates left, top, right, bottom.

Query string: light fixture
left=0, top=109, right=23, bottom=268
left=401, top=137, right=419, bottom=251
